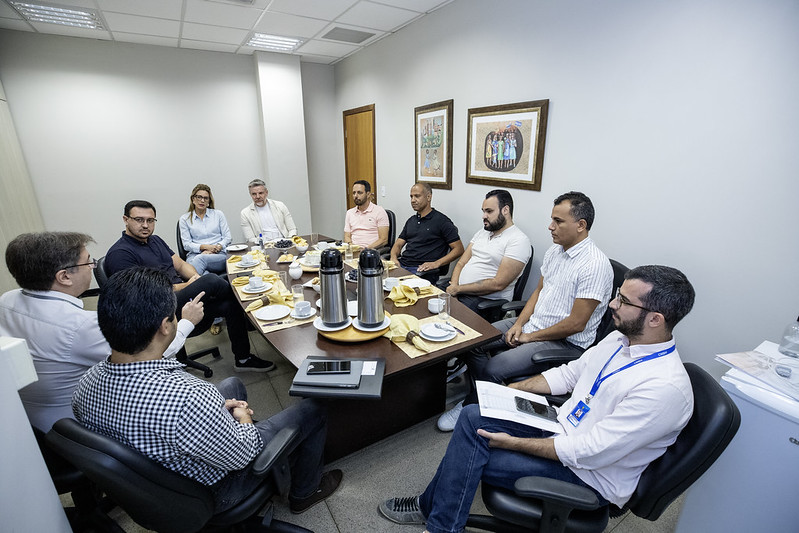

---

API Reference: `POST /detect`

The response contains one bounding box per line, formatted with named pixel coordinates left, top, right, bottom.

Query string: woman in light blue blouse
left=178, top=184, right=231, bottom=275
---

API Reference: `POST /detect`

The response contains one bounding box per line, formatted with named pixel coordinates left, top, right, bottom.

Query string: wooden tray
left=318, top=313, right=391, bottom=343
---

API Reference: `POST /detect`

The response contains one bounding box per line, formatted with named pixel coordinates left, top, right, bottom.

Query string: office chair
left=465, top=362, right=742, bottom=533
left=474, top=245, right=535, bottom=323
left=175, top=220, right=189, bottom=261
left=95, top=256, right=219, bottom=378
left=47, top=418, right=311, bottom=533
left=377, top=208, right=396, bottom=258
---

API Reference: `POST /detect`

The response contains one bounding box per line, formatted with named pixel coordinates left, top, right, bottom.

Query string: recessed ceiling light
left=246, top=33, right=303, bottom=52
left=11, top=2, right=104, bottom=30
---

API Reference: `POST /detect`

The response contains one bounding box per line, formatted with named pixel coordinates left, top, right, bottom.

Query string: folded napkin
left=244, top=299, right=264, bottom=313
left=227, top=255, right=242, bottom=263
left=231, top=276, right=250, bottom=287
left=245, top=291, right=294, bottom=313
left=382, top=259, right=396, bottom=271
left=386, top=284, right=434, bottom=307
left=251, top=268, right=280, bottom=284
left=382, top=314, right=432, bottom=352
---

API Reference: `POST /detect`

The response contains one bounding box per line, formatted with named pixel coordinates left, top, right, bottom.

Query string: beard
left=613, top=308, right=647, bottom=338
left=484, top=211, right=506, bottom=232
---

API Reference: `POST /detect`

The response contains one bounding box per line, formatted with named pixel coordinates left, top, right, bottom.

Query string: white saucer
left=383, top=282, right=399, bottom=291
left=290, top=307, right=317, bottom=320
left=253, top=304, right=291, bottom=321
left=242, top=282, right=273, bottom=294
left=313, top=316, right=352, bottom=332
left=347, top=300, right=358, bottom=317
left=401, top=278, right=431, bottom=289
left=226, top=244, right=248, bottom=252
left=353, top=316, right=391, bottom=332
left=237, top=261, right=260, bottom=269
left=420, top=322, right=452, bottom=339
left=299, top=257, right=321, bottom=269
left=419, top=326, right=456, bottom=342
left=314, top=242, right=332, bottom=251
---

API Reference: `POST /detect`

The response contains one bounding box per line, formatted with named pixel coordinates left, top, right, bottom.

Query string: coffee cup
left=384, top=277, right=399, bottom=290
left=243, top=253, right=255, bottom=264
left=295, top=300, right=312, bottom=317
left=428, top=298, right=444, bottom=313
left=248, top=276, right=264, bottom=288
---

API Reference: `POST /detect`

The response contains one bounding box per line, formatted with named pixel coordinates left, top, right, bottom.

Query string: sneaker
left=289, top=469, right=343, bottom=514
left=234, top=355, right=275, bottom=373
left=378, top=495, right=426, bottom=525
left=209, top=323, right=222, bottom=335
left=436, top=400, right=464, bottom=432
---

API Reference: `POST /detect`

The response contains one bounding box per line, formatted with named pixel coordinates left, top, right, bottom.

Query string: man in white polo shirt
left=343, top=180, right=390, bottom=249
left=240, top=179, right=297, bottom=243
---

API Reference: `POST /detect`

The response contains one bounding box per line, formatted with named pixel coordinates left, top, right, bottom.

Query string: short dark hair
left=353, top=180, right=371, bottom=193
left=485, top=189, right=514, bottom=217
left=97, top=267, right=177, bottom=355
left=626, top=265, right=695, bottom=332
left=5, top=232, right=94, bottom=290
left=413, top=182, right=432, bottom=195
left=554, top=191, right=595, bottom=230
left=124, top=200, right=156, bottom=217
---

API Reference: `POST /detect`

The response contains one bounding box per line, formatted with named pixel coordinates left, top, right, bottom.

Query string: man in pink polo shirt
left=343, top=180, right=390, bottom=249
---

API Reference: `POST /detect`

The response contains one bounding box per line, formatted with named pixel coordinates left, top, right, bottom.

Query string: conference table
left=227, top=236, right=500, bottom=460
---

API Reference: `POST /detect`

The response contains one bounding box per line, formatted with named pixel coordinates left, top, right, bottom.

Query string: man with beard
left=343, top=180, right=390, bottom=249
left=438, top=191, right=612, bottom=431
left=443, top=189, right=531, bottom=312
left=380, top=266, right=695, bottom=533
left=240, top=179, right=297, bottom=243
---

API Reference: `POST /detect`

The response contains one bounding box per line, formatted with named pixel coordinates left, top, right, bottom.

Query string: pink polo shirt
left=343, top=202, right=389, bottom=247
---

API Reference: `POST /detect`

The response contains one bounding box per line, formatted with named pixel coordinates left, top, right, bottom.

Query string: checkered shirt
left=72, top=358, right=263, bottom=486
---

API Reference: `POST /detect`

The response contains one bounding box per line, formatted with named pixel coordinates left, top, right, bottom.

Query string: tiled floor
left=63, top=324, right=685, bottom=532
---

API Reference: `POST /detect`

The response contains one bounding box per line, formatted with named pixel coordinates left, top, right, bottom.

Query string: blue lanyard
left=584, top=344, right=676, bottom=404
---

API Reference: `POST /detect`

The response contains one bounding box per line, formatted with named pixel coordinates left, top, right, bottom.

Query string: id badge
left=567, top=400, right=590, bottom=427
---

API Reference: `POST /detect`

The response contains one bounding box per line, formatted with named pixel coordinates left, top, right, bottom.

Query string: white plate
left=241, top=282, right=273, bottom=294
left=313, top=316, right=352, bottom=332
left=237, top=260, right=260, bottom=268
left=347, top=300, right=358, bottom=317
left=299, top=257, right=321, bottom=268
left=401, top=278, right=431, bottom=289
left=353, top=316, right=391, bottom=332
left=420, top=322, right=452, bottom=339
left=419, top=327, right=456, bottom=342
left=290, top=307, right=317, bottom=320
left=316, top=298, right=322, bottom=308
left=314, top=242, right=331, bottom=251
left=226, top=244, right=248, bottom=252
left=253, top=304, right=291, bottom=321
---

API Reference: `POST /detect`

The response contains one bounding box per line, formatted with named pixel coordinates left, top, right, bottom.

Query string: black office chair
left=465, top=362, right=742, bottom=533
left=377, top=208, right=396, bottom=257
left=47, top=419, right=310, bottom=533
left=95, top=256, right=219, bottom=378
left=475, top=245, right=535, bottom=323
left=176, top=220, right=189, bottom=261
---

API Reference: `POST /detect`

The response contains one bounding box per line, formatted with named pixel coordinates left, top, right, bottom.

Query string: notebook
left=293, top=359, right=364, bottom=388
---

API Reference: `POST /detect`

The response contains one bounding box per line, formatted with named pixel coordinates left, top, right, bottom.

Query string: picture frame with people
left=414, top=99, right=453, bottom=190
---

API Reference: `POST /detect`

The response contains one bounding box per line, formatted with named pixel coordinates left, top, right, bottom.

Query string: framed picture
left=465, top=99, right=549, bottom=191
left=414, top=99, right=453, bottom=190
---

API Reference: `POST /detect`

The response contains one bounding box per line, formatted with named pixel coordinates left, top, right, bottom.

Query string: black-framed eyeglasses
left=614, top=287, right=656, bottom=313
left=127, top=216, right=157, bottom=225
left=63, top=258, right=97, bottom=270
left=193, top=195, right=210, bottom=202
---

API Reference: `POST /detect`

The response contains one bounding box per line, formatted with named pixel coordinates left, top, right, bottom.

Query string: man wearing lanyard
left=379, top=265, right=696, bottom=533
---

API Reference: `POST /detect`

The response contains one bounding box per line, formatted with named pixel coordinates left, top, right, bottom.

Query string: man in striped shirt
left=438, top=191, right=613, bottom=431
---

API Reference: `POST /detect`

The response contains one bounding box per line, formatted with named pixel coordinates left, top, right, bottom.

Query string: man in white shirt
left=343, top=180, right=390, bottom=249
left=443, top=189, right=531, bottom=312
left=0, top=232, right=202, bottom=432
left=380, top=265, right=696, bottom=533
left=240, top=179, right=297, bottom=242
left=438, top=192, right=612, bottom=431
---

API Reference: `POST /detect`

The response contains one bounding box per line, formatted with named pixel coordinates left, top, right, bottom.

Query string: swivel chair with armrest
left=376, top=208, right=397, bottom=258
left=465, top=362, right=742, bottom=533
left=95, top=256, right=219, bottom=378
left=47, top=418, right=311, bottom=533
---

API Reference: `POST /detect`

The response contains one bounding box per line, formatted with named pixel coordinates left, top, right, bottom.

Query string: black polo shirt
left=398, top=208, right=460, bottom=267
left=105, top=232, right=183, bottom=284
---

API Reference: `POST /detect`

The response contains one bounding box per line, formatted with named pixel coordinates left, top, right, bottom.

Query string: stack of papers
left=476, top=381, right=563, bottom=434
left=716, top=341, right=799, bottom=402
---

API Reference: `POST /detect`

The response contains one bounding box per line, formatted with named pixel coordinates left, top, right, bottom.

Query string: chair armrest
left=500, top=300, right=526, bottom=315
left=544, top=393, right=570, bottom=407
left=513, top=476, right=602, bottom=511
left=251, top=426, right=300, bottom=477
left=476, top=299, right=508, bottom=311
left=532, top=347, right=583, bottom=366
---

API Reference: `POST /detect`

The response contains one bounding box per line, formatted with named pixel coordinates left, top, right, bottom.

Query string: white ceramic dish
left=313, top=316, right=352, bottom=332
left=241, top=282, right=273, bottom=294
left=401, top=278, right=431, bottom=289
left=347, top=300, right=358, bottom=317
left=419, top=325, right=456, bottom=342
left=253, top=304, right=291, bottom=321
left=237, top=260, right=260, bottom=269
left=420, top=323, right=451, bottom=338
left=290, top=307, right=317, bottom=320
left=353, top=316, right=391, bottom=332
left=226, top=244, right=248, bottom=252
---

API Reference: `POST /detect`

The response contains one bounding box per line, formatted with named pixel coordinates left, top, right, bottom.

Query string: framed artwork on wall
left=414, top=99, right=453, bottom=190
left=465, top=99, right=549, bottom=191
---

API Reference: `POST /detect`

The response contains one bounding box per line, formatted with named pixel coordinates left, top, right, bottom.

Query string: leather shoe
left=289, top=469, right=343, bottom=514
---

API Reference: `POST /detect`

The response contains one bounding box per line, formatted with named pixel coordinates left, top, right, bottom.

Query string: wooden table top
left=228, top=235, right=501, bottom=378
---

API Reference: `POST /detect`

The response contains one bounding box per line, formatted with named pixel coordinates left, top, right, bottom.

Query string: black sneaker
left=289, top=469, right=343, bottom=514
left=378, top=495, right=426, bottom=525
left=234, top=355, right=275, bottom=373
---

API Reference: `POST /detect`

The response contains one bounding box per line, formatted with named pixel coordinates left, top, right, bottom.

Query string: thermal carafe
left=319, top=249, right=348, bottom=327
left=357, top=248, right=385, bottom=327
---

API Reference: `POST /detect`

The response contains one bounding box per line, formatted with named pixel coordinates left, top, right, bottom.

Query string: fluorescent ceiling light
left=246, top=33, right=303, bottom=52
left=11, top=2, right=104, bottom=29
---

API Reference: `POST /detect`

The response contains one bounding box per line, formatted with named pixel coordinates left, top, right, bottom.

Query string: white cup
left=248, top=276, right=264, bottom=288
left=243, top=253, right=255, bottom=264
left=428, top=298, right=444, bottom=313
left=384, top=277, right=399, bottom=290
left=295, top=300, right=312, bottom=317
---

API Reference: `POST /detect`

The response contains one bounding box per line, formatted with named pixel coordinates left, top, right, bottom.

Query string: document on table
left=716, top=341, right=799, bottom=401
left=476, top=381, right=564, bottom=434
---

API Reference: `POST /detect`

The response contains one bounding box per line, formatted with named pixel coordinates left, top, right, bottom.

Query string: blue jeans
left=419, top=404, right=606, bottom=533
left=211, top=378, right=327, bottom=512
left=187, top=251, right=227, bottom=275
left=400, top=263, right=442, bottom=285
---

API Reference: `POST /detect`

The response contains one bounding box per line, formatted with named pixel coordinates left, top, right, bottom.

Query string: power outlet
left=381, top=186, right=386, bottom=197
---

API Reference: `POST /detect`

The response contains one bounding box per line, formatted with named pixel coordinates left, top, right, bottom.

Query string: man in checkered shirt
left=72, top=267, right=342, bottom=513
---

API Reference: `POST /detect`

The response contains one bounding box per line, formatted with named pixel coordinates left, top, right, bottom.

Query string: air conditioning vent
left=322, top=27, right=375, bottom=44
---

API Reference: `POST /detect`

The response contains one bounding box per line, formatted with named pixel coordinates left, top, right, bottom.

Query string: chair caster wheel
left=204, top=369, right=213, bottom=378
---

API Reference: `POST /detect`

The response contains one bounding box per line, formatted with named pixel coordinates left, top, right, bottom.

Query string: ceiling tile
left=297, top=53, right=338, bottom=65
left=0, top=2, right=21, bottom=18
left=104, top=12, right=180, bottom=38
left=29, top=21, right=111, bottom=39
left=180, top=38, right=239, bottom=53
left=254, top=11, right=328, bottom=38
left=113, top=32, right=179, bottom=47
left=184, top=0, right=262, bottom=29
left=374, top=0, right=452, bottom=13
left=0, top=18, right=32, bottom=31
left=267, top=0, right=358, bottom=21
left=181, top=21, right=249, bottom=45
left=337, top=1, right=419, bottom=31
left=297, top=38, right=358, bottom=57
left=96, top=0, right=183, bottom=20
left=316, top=22, right=384, bottom=46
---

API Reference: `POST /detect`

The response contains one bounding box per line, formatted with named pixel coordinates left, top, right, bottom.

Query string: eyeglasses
left=63, top=258, right=97, bottom=270
left=193, top=195, right=210, bottom=202
left=127, top=216, right=157, bottom=225
left=614, top=287, right=656, bottom=313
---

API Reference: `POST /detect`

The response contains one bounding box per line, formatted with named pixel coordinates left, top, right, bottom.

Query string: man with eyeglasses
left=106, top=200, right=275, bottom=372
left=381, top=266, right=696, bottom=532
left=438, top=191, right=612, bottom=431
left=0, top=231, right=203, bottom=431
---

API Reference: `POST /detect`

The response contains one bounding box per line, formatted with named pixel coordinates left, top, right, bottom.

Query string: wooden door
left=342, top=104, right=376, bottom=210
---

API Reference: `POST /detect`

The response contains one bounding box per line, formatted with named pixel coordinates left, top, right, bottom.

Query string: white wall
left=329, top=0, right=799, bottom=375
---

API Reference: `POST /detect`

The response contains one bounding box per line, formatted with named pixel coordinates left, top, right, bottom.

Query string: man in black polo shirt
left=105, top=200, right=274, bottom=372
left=390, top=183, right=464, bottom=284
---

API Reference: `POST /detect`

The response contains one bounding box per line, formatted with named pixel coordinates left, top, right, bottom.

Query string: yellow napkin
left=382, top=314, right=432, bottom=352
left=251, top=268, right=280, bottom=284
left=387, top=284, right=434, bottom=307
left=245, top=299, right=264, bottom=313
left=267, top=291, right=294, bottom=307
left=231, top=276, right=250, bottom=287
left=382, top=259, right=396, bottom=271
left=227, top=255, right=242, bottom=263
